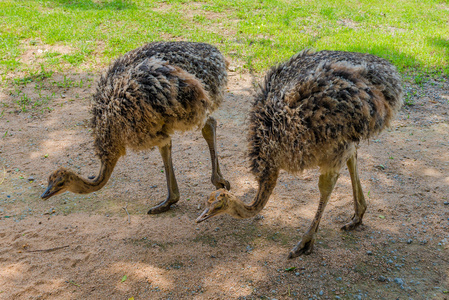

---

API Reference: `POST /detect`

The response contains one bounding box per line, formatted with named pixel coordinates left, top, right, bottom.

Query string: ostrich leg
left=148, top=140, right=180, bottom=214
left=201, top=116, right=231, bottom=190
left=289, top=171, right=340, bottom=258
left=341, top=150, right=367, bottom=230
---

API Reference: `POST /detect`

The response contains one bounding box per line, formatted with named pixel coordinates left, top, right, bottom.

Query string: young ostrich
left=197, top=49, right=403, bottom=258
left=42, top=41, right=230, bottom=214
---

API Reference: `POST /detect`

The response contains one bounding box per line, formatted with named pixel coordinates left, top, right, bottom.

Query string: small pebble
left=378, top=275, right=387, bottom=282
left=407, top=239, right=413, bottom=244
left=366, top=250, right=373, bottom=255
left=336, top=277, right=342, bottom=281
left=394, top=278, right=404, bottom=286
left=444, top=202, right=449, bottom=205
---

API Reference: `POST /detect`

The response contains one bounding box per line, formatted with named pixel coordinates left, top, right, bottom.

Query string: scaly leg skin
left=341, top=151, right=367, bottom=231
left=201, top=116, right=231, bottom=190
left=289, top=171, right=340, bottom=258
left=148, top=140, right=180, bottom=214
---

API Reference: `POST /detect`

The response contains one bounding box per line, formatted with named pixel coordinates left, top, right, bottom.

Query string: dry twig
left=26, top=245, right=69, bottom=253
left=0, top=166, right=6, bottom=185
left=123, top=203, right=131, bottom=224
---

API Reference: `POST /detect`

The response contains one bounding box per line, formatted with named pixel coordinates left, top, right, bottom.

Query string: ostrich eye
left=57, top=181, right=64, bottom=187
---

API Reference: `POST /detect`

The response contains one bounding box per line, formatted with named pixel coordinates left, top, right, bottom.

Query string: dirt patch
left=337, top=19, right=360, bottom=30
left=0, top=64, right=448, bottom=299
left=149, top=2, right=172, bottom=13
left=17, top=41, right=75, bottom=73
left=20, top=42, right=73, bottom=62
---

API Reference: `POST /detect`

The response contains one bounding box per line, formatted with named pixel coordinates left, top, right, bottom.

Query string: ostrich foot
left=341, top=215, right=363, bottom=231
left=147, top=196, right=179, bottom=214
left=288, top=235, right=315, bottom=258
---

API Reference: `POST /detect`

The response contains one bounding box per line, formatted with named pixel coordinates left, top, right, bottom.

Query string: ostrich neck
left=70, top=158, right=118, bottom=194
left=229, top=171, right=279, bottom=219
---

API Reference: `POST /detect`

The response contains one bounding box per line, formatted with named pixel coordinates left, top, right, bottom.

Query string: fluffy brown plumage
left=91, top=42, right=228, bottom=159
left=197, top=49, right=403, bottom=257
left=42, top=42, right=230, bottom=213
left=248, top=49, right=402, bottom=179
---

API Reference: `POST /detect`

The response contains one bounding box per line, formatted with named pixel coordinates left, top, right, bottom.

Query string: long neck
left=69, top=158, right=118, bottom=194
left=229, top=170, right=279, bottom=219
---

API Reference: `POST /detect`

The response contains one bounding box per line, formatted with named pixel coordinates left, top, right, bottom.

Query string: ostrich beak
left=196, top=207, right=213, bottom=223
left=41, top=185, right=57, bottom=200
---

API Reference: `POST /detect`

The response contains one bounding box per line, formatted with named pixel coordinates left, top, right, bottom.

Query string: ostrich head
left=41, top=168, right=72, bottom=200
left=196, top=189, right=233, bottom=223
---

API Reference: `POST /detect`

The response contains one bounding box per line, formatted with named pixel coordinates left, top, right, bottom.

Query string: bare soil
left=0, top=64, right=448, bottom=299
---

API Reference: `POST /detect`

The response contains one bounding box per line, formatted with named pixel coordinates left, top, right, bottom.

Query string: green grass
left=0, top=0, right=448, bottom=79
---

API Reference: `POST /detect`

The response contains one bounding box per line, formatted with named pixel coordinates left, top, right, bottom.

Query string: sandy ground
left=0, top=63, right=448, bottom=299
